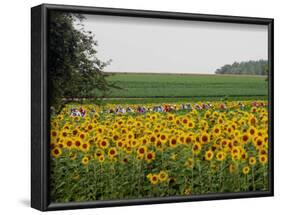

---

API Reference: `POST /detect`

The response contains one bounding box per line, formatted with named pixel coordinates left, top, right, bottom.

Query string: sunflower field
left=50, top=101, right=269, bottom=203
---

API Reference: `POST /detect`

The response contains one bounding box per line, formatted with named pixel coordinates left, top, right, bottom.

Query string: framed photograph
left=31, top=4, right=274, bottom=211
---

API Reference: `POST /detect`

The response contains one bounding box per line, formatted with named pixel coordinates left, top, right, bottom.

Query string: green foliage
left=215, top=60, right=268, bottom=75
left=51, top=140, right=268, bottom=202
left=105, top=73, right=268, bottom=99
left=99, top=96, right=267, bottom=105
left=48, top=11, right=116, bottom=112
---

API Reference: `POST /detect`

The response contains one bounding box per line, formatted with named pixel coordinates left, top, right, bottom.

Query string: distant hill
left=215, top=60, right=268, bottom=75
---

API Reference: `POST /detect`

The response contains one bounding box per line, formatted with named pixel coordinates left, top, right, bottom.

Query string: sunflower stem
left=263, top=165, right=267, bottom=190
left=219, top=161, right=224, bottom=192
left=191, top=154, right=194, bottom=193
left=198, top=160, right=202, bottom=193
left=252, top=166, right=255, bottom=191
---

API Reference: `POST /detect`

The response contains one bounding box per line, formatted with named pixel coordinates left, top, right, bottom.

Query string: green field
left=104, top=73, right=268, bottom=103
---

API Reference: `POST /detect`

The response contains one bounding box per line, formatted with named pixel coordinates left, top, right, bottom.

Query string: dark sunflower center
left=243, top=135, right=248, bottom=141
left=202, top=136, right=208, bottom=142
left=75, top=141, right=81, bottom=147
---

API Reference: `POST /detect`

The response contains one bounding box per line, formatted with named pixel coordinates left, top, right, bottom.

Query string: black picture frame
left=31, top=3, right=274, bottom=211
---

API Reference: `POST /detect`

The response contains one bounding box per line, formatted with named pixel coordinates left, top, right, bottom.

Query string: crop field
left=50, top=100, right=269, bottom=202
left=49, top=73, right=269, bottom=203
left=106, top=73, right=268, bottom=100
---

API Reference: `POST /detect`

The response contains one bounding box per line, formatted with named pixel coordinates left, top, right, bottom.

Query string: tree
left=48, top=11, right=116, bottom=112
left=215, top=60, right=268, bottom=75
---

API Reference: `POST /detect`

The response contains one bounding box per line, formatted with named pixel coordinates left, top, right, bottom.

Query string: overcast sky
left=79, top=14, right=268, bottom=74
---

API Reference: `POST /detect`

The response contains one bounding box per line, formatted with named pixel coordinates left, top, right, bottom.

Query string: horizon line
left=103, top=71, right=266, bottom=77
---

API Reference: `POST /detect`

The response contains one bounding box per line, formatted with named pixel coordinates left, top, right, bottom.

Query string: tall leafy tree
left=48, top=11, right=116, bottom=112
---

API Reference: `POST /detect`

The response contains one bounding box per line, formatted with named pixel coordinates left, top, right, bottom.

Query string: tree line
left=215, top=60, right=268, bottom=75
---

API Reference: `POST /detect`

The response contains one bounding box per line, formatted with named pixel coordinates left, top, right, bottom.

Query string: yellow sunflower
left=242, top=166, right=250, bottom=175
left=64, top=138, right=74, bottom=149
left=169, top=137, right=178, bottom=148
left=108, top=147, right=118, bottom=159
left=158, top=171, right=168, bottom=182
left=216, top=151, right=226, bottom=161
left=249, top=156, right=257, bottom=166
left=204, top=150, right=214, bottom=161
left=99, top=139, right=109, bottom=149
left=81, top=156, right=89, bottom=165
left=192, top=143, right=202, bottom=155
left=137, top=146, right=147, bottom=157
left=259, top=154, right=268, bottom=165
left=145, top=151, right=156, bottom=163
left=159, top=133, right=168, bottom=144
left=149, top=174, right=159, bottom=185
left=51, top=147, right=62, bottom=158
left=80, top=142, right=90, bottom=152
left=200, top=132, right=210, bottom=144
